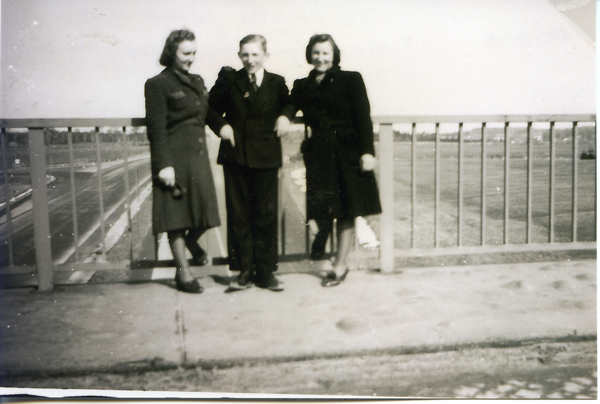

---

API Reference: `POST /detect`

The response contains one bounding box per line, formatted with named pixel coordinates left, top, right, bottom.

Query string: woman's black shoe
left=191, top=249, right=209, bottom=266
left=321, top=269, right=349, bottom=287
left=175, top=272, right=204, bottom=293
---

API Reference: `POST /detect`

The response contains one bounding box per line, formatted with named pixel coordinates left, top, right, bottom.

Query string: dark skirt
left=302, top=132, right=382, bottom=222
left=152, top=123, right=221, bottom=234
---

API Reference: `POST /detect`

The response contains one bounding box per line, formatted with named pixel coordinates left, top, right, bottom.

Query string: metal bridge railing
left=374, top=115, right=596, bottom=273
left=0, top=115, right=596, bottom=290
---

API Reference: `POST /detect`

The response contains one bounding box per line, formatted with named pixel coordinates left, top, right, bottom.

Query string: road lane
left=0, top=156, right=151, bottom=267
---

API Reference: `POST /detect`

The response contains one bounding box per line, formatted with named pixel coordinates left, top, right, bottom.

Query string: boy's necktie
left=250, top=74, right=258, bottom=93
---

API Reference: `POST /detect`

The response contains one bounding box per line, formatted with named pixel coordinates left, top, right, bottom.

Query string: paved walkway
left=0, top=258, right=595, bottom=377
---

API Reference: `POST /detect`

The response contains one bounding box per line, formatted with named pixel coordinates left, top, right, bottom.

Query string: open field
left=375, top=141, right=596, bottom=248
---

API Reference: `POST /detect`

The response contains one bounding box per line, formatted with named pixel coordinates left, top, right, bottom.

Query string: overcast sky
left=0, top=0, right=596, bottom=119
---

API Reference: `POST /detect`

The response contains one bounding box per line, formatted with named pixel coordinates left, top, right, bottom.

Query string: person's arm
left=347, top=72, right=376, bottom=171
left=207, top=67, right=235, bottom=146
left=273, top=76, right=296, bottom=138
left=145, top=77, right=175, bottom=185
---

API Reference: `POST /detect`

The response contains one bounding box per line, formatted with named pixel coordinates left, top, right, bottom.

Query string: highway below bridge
left=0, top=137, right=313, bottom=270
left=0, top=155, right=153, bottom=268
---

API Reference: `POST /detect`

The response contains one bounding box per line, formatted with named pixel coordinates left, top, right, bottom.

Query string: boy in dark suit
left=208, top=35, right=295, bottom=291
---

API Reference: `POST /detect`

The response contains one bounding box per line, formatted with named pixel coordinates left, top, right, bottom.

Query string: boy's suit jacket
left=208, top=67, right=295, bottom=169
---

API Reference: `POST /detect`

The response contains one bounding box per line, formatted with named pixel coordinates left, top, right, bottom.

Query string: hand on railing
left=220, top=125, right=235, bottom=147
left=274, top=116, right=291, bottom=138
left=360, top=154, right=376, bottom=172
left=158, top=166, right=175, bottom=187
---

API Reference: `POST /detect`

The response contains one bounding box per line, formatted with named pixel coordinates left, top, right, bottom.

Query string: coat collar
left=308, top=65, right=341, bottom=87
left=165, top=67, right=202, bottom=96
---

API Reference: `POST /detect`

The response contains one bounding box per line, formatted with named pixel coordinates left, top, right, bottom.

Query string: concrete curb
left=1, top=334, right=595, bottom=380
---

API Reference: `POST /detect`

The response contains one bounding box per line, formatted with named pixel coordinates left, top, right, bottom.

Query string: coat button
left=196, top=101, right=201, bottom=106
left=198, top=137, right=204, bottom=143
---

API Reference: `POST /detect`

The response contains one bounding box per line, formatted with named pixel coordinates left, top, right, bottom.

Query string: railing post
left=434, top=123, right=440, bottom=248
left=457, top=123, right=464, bottom=247
left=379, top=123, right=394, bottom=273
left=480, top=123, right=487, bottom=246
left=411, top=122, right=417, bottom=248
left=526, top=122, right=533, bottom=243
left=95, top=127, right=107, bottom=260
left=28, top=128, right=53, bottom=291
left=122, top=127, right=133, bottom=263
left=503, top=122, right=510, bottom=244
left=278, top=164, right=284, bottom=255
left=67, top=128, right=80, bottom=262
left=572, top=121, right=578, bottom=242
left=549, top=122, right=555, bottom=243
left=1, top=128, right=15, bottom=266
left=304, top=125, right=310, bottom=257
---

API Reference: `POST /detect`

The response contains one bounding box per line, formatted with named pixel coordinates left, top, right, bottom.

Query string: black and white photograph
left=0, top=0, right=596, bottom=399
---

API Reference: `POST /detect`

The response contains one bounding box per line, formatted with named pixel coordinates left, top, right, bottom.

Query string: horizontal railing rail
left=1, top=114, right=596, bottom=289
left=2, top=114, right=597, bottom=127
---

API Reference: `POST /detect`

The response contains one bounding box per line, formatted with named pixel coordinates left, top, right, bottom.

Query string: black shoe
left=174, top=272, right=203, bottom=293
left=321, top=269, right=349, bottom=287
left=191, top=249, right=209, bottom=266
left=227, top=271, right=253, bottom=291
left=256, top=274, right=284, bottom=292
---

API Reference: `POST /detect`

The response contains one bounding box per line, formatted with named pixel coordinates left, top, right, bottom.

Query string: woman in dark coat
left=145, top=29, right=221, bottom=293
left=291, top=34, right=382, bottom=287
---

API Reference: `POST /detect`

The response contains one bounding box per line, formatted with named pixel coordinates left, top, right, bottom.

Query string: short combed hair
left=239, top=34, right=267, bottom=53
left=159, top=29, right=195, bottom=67
left=305, top=34, right=340, bottom=66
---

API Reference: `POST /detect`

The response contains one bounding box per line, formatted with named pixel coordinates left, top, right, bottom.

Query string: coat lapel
left=247, top=70, right=274, bottom=116
left=235, top=69, right=253, bottom=101
left=169, top=68, right=202, bottom=96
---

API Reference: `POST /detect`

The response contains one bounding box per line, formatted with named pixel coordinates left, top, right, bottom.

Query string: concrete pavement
left=0, top=258, right=596, bottom=378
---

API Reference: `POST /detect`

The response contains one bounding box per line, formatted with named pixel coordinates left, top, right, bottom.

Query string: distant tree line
left=4, top=128, right=149, bottom=146
left=372, top=127, right=596, bottom=145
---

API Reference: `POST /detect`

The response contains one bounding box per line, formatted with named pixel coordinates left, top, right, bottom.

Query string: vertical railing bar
left=1, top=128, right=15, bottom=266
left=304, top=124, right=310, bottom=257
left=571, top=121, right=578, bottom=242
left=28, top=128, right=53, bottom=291
left=480, top=123, right=487, bottom=246
left=122, top=127, right=133, bottom=264
left=457, top=122, right=463, bottom=247
left=411, top=122, right=416, bottom=249
left=526, top=122, right=533, bottom=244
left=332, top=218, right=337, bottom=254
left=595, top=122, right=597, bottom=242
left=503, top=122, right=510, bottom=244
left=278, top=162, right=284, bottom=256
left=95, top=127, right=107, bottom=259
left=548, top=122, right=555, bottom=243
left=281, top=208, right=286, bottom=256
left=434, top=123, right=440, bottom=248
left=67, top=127, right=80, bottom=262
left=379, top=123, right=394, bottom=273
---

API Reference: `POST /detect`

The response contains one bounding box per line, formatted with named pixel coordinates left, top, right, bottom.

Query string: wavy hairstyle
left=305, top=34, right=340, bottom=66
left=159, top=29, right=196, bottom=67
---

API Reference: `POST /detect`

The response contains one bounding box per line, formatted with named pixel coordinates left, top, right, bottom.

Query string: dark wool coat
left=145, top=68, right=221, bottom=234
left=208, top=67, right=296, bottom=168
left=291, top=66, right=382, bottom=221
